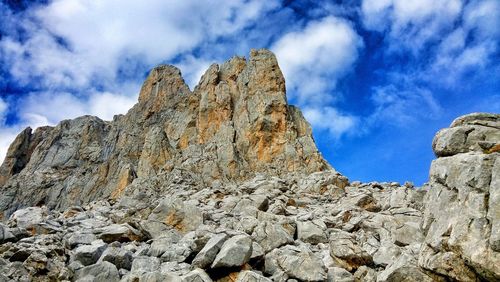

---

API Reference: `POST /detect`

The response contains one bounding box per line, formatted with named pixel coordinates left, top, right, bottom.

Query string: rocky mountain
left=0, top=49, right=332, bottom=217
left=0, top=49, right=498, bottom=282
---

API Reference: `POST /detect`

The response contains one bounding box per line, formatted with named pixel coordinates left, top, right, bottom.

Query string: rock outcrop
left=0, top=49, right=334, bottom=218
left=420, top=113, right=500, bottom=281
left=0, top=49, right=498, bottom=281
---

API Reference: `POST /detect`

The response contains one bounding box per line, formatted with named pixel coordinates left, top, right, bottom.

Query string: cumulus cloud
left=272, top=17, right=363, bottom=106
left=271, top=17, right=363, bottom=139
left=361, top=0, right=462, bottom=53
left=303, top=107, right=358, bottom=138
left=2, top=0, right=280, bottom=90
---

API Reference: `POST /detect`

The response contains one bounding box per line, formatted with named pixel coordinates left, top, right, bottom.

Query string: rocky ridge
left=0, top=49, right=332, bottom=217
left=0, top=49, right=498, bottom=281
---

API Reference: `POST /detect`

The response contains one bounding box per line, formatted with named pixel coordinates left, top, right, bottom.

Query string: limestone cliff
left=0, top=49, right=334, bottom=217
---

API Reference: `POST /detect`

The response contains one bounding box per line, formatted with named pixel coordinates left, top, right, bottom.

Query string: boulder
left=192, top=233, right=228, bottom=268
left=297, top=219, right=328, bottom=244
left=98, top=245, right=133, bottom=270
left=265, top=244, right=327, bottom=281
left=148, top=198, right=203, bottom=233
left=329, top=229, right=373, bottom=271
left=235, top=270, right=272, bottom=282
left=182, top=268, right=212, bottom=282
left=97, top=223, right=146, bottom=243
left=75, top=261, right=120, bottom=282
left=419, top=113, right=500, bottom=281
left=251, top=221, right=294, bottom=252
left=71, top=240, right=107, bottom=266
left=211, top=234, right=253, bottom=268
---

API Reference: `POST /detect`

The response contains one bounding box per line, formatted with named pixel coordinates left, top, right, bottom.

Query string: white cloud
left=362, top=0, right=462, bottom=52
left=303, top=107, right=358, bottom=139
left=272, top=16, right=363, bottom=106
left=20, top=89, right=139, bottom=126
left=0, top=98, right=7, bottom=121
left=1, top=0, right=280, bottom=90
left=369, top=86, right=442, bottom=126
left=273, top=17, right=363, bottom=104
left=271, top=16, right=363, bottom=139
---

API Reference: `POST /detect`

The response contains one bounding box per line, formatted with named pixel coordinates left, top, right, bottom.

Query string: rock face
left=0, top=49, right=332, bottom=218
left=0, top=49, right=498, bottom=281
left=420, top=113, right=500, bottom=281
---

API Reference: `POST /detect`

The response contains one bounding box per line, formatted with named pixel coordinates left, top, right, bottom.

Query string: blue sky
left=0, top=0, right=499, bottom=185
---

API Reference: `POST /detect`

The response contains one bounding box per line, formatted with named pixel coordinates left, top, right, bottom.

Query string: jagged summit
left=0, top=49, right=339, bottom=217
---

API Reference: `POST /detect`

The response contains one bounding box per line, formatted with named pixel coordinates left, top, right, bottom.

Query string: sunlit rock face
left=0, top=49, right=335, bottom=216
left=420, top=113, right=500, bottom=281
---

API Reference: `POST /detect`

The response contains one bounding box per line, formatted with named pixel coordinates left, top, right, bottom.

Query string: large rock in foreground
left=0, top=49, right=336, bottom=217
left=420, top=112, right=500, bottom=281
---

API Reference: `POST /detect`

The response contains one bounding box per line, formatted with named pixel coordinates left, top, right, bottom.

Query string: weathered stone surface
left=0, top=223, right=14, bottom=243
left=327, top=267, right=354, bottom=282
left=0, top=126, right=51, bottom=187
left=297, top=219, right=327, bottom=244
left=149, top=198, right=203, bottom=233
left=235, top=270, right=272, bottom=282
left=420, top=113, right=500, bottom=281
left=192, top=233, right=228, bottom=268
left=433, top=113, right=500, bottom=157
left=329, top=229, right=373, bottom=271
left=71, top=239, right=107, bottom=266
left=251, top=220, right=294, bottom=252
left=75, top=261, right=120, bottom=282
left=265, top=244, right=327, bottom=281
left=182, top=268, right=212, bottom=282
left=0, top=49, right=331, bottom=218
left=130, top=256, right=161, bottom=274
left=97, top=223, right=146, bottom=243
left=211, top=234, right=252, bottom=268
left=98, top=244, right=133, bottom=270
left=64, top=233, right=97, bottom=249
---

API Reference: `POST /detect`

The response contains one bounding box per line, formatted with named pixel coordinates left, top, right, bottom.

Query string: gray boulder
left=75, top=261, right=119, bottom=282
left=235, top=270, right=272, bottom=282
left=211, top=234, right=253, bottom=268
left=149, top=198, right=203, bottom=234
left=297, top=220, right=328, bottom=244
left=72, top=240, right=107, bottom=266
left=329, top=229, right=373, bottom=271
left=265, top=244, right=327, bottom=281
left=98, top=245, right=133, bottom=270
left=192, top=233, right=228, bottom=268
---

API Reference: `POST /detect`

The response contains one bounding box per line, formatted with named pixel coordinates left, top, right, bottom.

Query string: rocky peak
left=0, top=49, right=336, bottom=217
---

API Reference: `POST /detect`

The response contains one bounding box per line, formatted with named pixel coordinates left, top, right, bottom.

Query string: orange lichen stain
left=111, top=168, right=133, bottom=200
left=27, top=227, right=37, bottom=236
left=218, top=272, right=240, bottom=282
left=178, top=133, right=190, bottom=150
left=198, top=108, right=231, bottom=144
left=63, top=209, right=79, bottom=219
left=249, top=109, right=287, bottom=163
left=487, top=144, right=500, bottom=154
left=164, top=211, right=186, bottom=233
